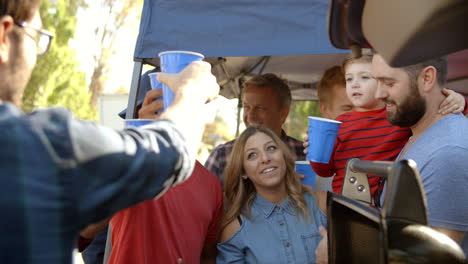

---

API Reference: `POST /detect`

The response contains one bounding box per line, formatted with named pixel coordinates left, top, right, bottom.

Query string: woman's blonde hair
left=220, top=126, right=313, bottom=232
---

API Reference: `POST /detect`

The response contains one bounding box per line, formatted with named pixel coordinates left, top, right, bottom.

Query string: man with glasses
left=0, top=1, right=219, bottom=263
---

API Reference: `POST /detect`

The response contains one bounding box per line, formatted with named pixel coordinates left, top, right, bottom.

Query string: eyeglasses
left=14, top=21, right=54, bottom=56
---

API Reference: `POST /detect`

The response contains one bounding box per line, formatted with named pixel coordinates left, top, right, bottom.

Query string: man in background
left=205, top=73, right=305, bottom=182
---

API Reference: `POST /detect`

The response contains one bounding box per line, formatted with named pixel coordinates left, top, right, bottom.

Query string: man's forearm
left=80, top=218, right=111, bottom=239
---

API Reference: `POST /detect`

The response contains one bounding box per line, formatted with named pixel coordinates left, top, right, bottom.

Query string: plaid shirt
left=205, top=130, right=305, bottom=182
left=0, top=103, right=193, bottom=264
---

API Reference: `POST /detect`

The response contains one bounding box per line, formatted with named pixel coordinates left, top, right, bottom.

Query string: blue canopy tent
left=125, top=0, right=349, bottom=119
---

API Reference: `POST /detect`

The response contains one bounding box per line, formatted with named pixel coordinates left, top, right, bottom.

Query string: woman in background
left=217, top=126, right=328, bottom=264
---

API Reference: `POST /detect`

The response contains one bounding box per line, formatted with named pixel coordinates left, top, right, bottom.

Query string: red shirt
left=310, top=108, right=411, bottom=195
left=109, top=161, right=223, bottom=264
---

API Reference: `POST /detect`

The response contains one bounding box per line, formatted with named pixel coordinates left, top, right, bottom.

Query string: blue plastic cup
left=148, top=72, right=164, bottom=113
left=125, top=119, right=155, bottom=127
left=148, top=72, right=163, bottom=91
left=295, top=161, right=317, bottom=188
left=158, top=50, right=205, bottom=109
left=306, top=116, right=341, bottom=163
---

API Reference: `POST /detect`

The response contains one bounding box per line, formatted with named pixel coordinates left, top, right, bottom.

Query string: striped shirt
left=205, top=130, right=305, bottom=182
left=310, top=108, right=411, bottom=196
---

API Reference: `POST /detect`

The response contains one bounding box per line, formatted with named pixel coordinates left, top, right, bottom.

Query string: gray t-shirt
left=400, top=113, right=468, bottom=255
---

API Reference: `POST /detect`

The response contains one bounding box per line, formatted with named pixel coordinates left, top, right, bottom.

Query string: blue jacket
left=0, top=103, right=194, bottom=264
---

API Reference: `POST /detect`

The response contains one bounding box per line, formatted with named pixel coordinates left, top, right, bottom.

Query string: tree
left=203, top=116, right=234, bottom=150
left=87, top=0, right=143, bottom=105
left=284, top=100, right=322, bottom=140
left=21, top=0, right=96, bottom=120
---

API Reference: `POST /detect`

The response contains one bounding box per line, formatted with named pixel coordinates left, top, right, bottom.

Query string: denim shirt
left=217, top=193, right=327, bottom=264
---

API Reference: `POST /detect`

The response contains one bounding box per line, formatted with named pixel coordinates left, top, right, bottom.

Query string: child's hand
left=439, top=88, right=465, bottom=115
left=303, top=135, right=309, bottom=155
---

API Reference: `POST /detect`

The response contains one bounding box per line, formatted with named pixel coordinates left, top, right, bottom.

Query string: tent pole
left=235, top=78, right=244, bottom=137
left=258, top=56, right=271, bottom=74
left=234, top=56, right=271, bottom=137
left=126, top=60, right=143, bottom=119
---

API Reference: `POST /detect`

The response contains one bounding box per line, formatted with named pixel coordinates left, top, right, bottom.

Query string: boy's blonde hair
left=342, top=49, right=375, bottom=73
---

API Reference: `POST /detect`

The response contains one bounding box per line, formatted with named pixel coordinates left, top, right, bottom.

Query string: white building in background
left=98, top=93, right=241, bottom=132
left=98, top=93, right=128, bottom=129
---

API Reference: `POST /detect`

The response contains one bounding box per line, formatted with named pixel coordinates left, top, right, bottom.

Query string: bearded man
left=372, top=54, right=468, bottom=256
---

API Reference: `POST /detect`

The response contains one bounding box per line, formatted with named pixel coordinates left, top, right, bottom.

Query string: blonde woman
left=217, top=126, right=328, bottom=264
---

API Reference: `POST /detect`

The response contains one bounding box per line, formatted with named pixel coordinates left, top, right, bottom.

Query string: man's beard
left=385, top=80, right=426, bottom=127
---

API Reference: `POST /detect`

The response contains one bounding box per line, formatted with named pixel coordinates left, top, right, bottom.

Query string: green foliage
left=21, top=0, right=96, bottom=120
left=284, top=100, right=322, bottom=140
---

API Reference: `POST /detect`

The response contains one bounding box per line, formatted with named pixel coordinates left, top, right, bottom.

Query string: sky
left=72, top=2, right=139, bottom=94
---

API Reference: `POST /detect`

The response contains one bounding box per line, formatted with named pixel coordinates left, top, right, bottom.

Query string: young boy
left=309, top=53, right=467, bottom=198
